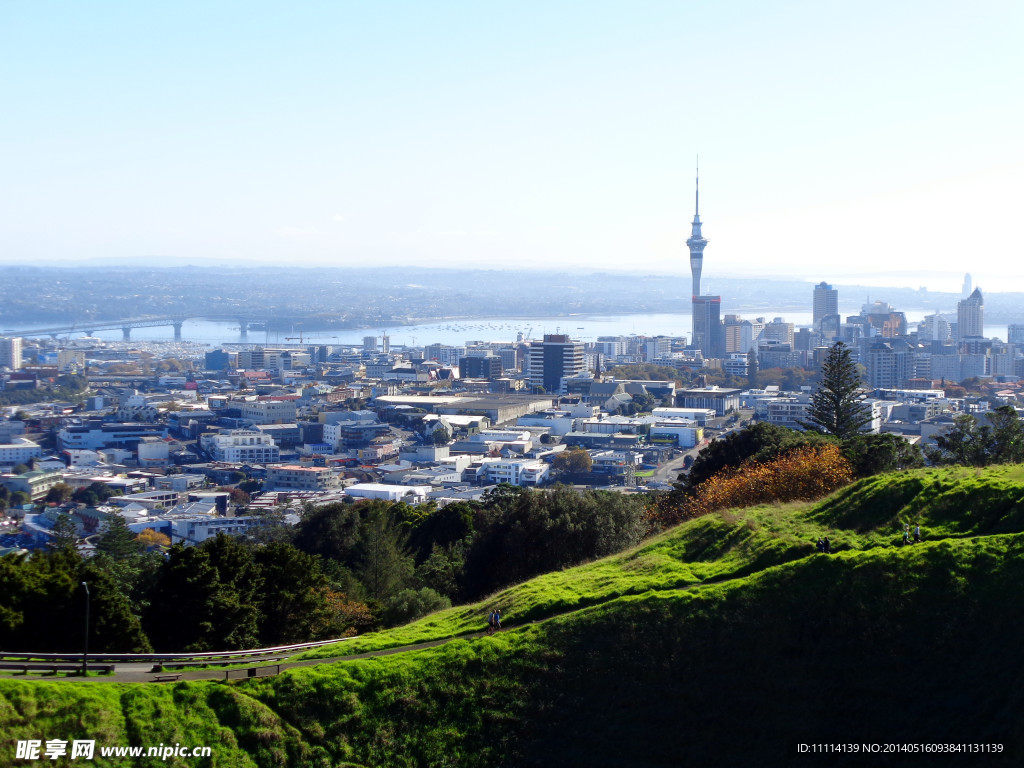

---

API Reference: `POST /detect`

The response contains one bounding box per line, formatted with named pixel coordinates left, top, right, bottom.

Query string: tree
left=431, top=424, right=452, bottom=446
left=926, top=406, right=1024, bottom=466
left=842, top=433, right=924, bottom=477
left=50, top=513, right=79, bottom=551
left=252, top=543, right=334, bottom=645
left=144, top=534, right=260, bottom=651
left=655, top=443, right=854, bottom=526
left=95, top=515, right=143, bottom=559
left=354, top=504, right=414, bottom=602
left=746, top=349, right=759, bottom=389
left=802, top=342, right=872, bottom=439
left=9, top=491, right=30, bottom=508
left=551, top=448, right=593, bottom=476
left=381, top=587, right=451, bottom=628
left=45, top=483, right=74, bottom=504
left=683, top=422, right=834, bottom=493
left=136, top=528, right=171, bottom=549
left=983, top=405, right=1024, bottom=464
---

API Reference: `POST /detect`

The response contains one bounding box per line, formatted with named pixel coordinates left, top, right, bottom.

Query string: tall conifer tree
left=803, top=341, right=872, bottom=439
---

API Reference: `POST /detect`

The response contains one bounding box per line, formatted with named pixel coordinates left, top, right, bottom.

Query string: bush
left=382, top=587, right=451, bottom=627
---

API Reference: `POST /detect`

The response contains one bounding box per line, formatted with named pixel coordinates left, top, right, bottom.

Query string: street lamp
left=80, top=582, right=90, bottom=677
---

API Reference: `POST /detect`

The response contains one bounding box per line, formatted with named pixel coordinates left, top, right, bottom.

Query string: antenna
left=695, top=155, right=700, bottom=216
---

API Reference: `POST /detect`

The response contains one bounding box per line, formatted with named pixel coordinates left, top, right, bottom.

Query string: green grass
left=5, top=466, right=1024, bottom=767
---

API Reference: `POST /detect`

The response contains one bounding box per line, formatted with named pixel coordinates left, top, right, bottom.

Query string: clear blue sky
left=2, top=1, right=1021, bottom=292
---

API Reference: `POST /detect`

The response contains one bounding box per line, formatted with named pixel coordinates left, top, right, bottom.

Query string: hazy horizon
left=2, top=2, right=1021, bottom=294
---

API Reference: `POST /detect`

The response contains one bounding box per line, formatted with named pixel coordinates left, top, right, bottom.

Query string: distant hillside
left=2, top=466, right=1023, bottom=767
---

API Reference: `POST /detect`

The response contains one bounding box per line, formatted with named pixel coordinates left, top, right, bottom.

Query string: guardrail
left=0, top=636, right=351, bottom=665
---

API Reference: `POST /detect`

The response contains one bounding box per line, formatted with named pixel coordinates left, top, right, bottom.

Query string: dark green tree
left=354, top=504, right=414, bottom=602
left=842, top=433, right=925, bottom=477
left=293, top=502, right=362, bottom=561
left=95, top=515, right=143, bottom=559
left=50, top=513, right=79, bottom=551
left=746, top=349, right=759, bottom=389
left=983, top=405, right=1024, bottom=464
left=381, top=587, right=451, bottom=628
left=926, top=414, right=986, bottom=466
left=45, top=483, right=74, bottom=504
left=802, top=342, right=872, bottom=439
left=252, top=542, right=334, bottom=645
left=431, top=424, right=452, bottom=446
left=926, top=406, right=1024, bottom=466
left=144, top=534, right=260, bottom=651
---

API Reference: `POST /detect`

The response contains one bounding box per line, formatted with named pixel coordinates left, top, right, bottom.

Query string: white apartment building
left=0, top=438, right=42, bottom=466
left=201, top=429, right=281, bottom=463
left=168, top=515, right=269, bottom=545
left=479, top=458, right=550, bottom=487
left=0, top=337, right=23, bottom=371
left=344, top=483, right=432, bottom=504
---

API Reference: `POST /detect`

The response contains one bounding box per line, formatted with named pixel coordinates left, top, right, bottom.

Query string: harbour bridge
left=4, top=315, right=265, bottom=342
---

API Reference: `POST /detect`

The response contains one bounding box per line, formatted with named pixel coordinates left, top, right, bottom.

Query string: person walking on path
left=913, top=524, right=921, bottom=543
left=903, top=524, right=910, bottom=546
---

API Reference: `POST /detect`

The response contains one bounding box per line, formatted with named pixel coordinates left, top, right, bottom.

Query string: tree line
left=0, top=485, right=647, bottom=653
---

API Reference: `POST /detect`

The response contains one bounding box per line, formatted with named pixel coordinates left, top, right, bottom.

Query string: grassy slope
left=3, top=466, right=1024, bottom=767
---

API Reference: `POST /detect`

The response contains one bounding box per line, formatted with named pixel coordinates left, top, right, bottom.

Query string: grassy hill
left=3, top=466, right=1024, bottom=767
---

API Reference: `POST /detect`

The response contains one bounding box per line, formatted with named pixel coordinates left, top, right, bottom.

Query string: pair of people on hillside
left=902, top=523, right=922, bottom=545
left=816, top=537, right=831, bottom=554
left=487, top=609, right=502, bottom=635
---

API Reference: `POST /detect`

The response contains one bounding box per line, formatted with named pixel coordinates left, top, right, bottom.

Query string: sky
left=1, top=1, right=1021, bottom=292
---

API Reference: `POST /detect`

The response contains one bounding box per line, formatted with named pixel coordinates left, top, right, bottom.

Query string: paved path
left=3, top=634, right=489, bottom=685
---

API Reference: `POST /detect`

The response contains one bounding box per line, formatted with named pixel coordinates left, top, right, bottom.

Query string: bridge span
left=6, top=315, right=264, bottom=342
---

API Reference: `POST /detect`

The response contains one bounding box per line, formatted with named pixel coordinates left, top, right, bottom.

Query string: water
left=11, top=311, right=1009, bottom=347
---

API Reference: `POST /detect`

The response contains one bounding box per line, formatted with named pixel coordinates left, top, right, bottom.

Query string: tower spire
left=695, top=156, right=700, bottom=217
left=686, top=158, right=708, bottom=300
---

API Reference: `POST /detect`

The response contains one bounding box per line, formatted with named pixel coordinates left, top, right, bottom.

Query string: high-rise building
left=0, top=337, right=22, bottom=371
left=761, top=318, right=795, bottom=347
left=957, top=288, right=984, bottom=339
left=527, top=335, right=584, bottom=394
left=686, top=166, right=708, bottom=343
left=962, top=273, right=973, bottom=299
left=918, top=314, right=952, bottom=342
left=812, top=281, right=839, bottom=336
left=724, top=315, right=762, bottom=354
left=692, top=296, right=724, bottom=358
left=459, top=355, right=502, bottom=381
left=1008, top=324, right=1024, bottom=345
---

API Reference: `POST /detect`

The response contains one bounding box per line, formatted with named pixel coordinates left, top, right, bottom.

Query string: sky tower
left=686, top=166, right=707, bottom=298
left=686, top=164, right=709, bottom=341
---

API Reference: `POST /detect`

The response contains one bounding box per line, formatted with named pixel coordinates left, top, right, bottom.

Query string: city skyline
left=1, top=2, right=1021, bottom=292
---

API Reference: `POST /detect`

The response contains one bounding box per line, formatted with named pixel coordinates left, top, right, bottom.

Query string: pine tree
left=803, top=341, right=872, bottom=439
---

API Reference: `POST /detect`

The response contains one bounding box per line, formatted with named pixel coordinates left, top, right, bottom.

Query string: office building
left=957, top=288, right=984, bottom=340
left=527, top=335, right=585, bottom=394
left=812, top=282, right=840, bottom=339
left=692, top=296, right=724, bottom=358
left=0, top=337, right=23, bottom=371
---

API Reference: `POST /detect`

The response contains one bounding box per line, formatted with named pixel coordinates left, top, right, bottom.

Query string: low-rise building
left=0, top=438, right=42, bottom=467
left=344, top=483, right=432, bottom=504
left=0, top=469, right=63, bottom=500
left=265, top=464, right=340, bottom=491
left=201, top=429, right=281, bottom=463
